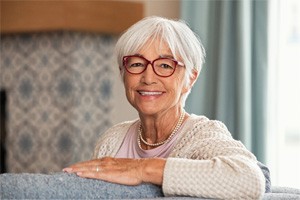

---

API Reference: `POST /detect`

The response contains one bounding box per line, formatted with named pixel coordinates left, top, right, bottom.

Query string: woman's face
left=123, top=39, right=191, bottom=117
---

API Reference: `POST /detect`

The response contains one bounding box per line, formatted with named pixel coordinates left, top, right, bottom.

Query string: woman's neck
left=138, top=108, right=187, bottom=149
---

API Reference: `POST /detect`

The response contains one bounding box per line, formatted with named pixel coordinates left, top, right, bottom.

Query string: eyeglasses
left=122, top=55, right=184, bottom=77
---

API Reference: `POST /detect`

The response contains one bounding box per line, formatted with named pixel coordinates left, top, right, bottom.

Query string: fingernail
left=62, top=168, right=72, bottom=173
left=76, top=172, right=82, bottom=176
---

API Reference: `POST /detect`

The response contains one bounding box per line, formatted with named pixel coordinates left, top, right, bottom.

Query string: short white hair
left=115, top=16, right=205, bottom=106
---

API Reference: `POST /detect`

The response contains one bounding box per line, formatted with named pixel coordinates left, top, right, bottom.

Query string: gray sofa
left=1, top=173, right=300, bottom=199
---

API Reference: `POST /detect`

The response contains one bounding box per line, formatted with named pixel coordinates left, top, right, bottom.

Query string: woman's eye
left=130, top=63, right=144, bottom=67
left=160, top=63, right=173, bottom=69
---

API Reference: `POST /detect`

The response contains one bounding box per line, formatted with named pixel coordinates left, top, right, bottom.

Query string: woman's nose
left=141, top=63, right=157, bottom=85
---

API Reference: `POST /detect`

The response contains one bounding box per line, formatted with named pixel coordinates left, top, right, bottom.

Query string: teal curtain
left=182, top=0, right=268, bottom=162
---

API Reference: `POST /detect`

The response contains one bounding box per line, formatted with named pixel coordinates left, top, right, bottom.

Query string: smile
left=138, top=91, right=163, bottom=96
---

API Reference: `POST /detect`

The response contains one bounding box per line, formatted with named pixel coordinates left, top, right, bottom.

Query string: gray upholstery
left=1, top=173, right=299, bottom=199
left=0, top=173, right=163, bottom=199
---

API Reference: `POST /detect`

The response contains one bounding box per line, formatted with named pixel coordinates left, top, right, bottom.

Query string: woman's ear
left=182, top=69, right=198, bottom=94
left=190, top=69, right=198, bottom=87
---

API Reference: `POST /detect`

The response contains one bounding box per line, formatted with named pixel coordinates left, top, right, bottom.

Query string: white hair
left=115, top=16, right=205, bottom=106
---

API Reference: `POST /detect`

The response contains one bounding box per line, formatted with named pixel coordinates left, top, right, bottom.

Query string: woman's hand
left=63, top=157, right=166, bottom=186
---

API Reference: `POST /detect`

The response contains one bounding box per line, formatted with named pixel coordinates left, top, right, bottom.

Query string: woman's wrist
left=139, top=158, right=166, bottom=185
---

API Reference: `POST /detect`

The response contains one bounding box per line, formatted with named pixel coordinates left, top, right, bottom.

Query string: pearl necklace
left=137, top=111, right=185, bottom=148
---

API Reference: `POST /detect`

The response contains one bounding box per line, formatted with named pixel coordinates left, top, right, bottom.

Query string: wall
left=142, top=0, right=180, bottom=19
left=0, top=32, right=118, bottom=172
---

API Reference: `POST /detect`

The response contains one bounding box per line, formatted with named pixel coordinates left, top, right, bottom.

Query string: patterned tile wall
left=0, top=32, right=116, bottom=173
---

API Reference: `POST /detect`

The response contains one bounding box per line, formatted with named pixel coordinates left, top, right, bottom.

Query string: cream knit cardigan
left=92, top=114, right=265, bottom=199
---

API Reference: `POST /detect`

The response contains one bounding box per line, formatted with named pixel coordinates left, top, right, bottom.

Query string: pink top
left=115, top=119, right=187, bottom=159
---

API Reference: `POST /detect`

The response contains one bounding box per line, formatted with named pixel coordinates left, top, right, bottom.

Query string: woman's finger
left=63, top=159, right=100, bottom=173
left=63, top=157, right=115, bottom=173
left=76, top=167, right=141, bottom=186
left=63, top=157, right=148, bottom=185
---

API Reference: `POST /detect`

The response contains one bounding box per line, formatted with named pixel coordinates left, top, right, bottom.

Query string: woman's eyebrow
left=159, top=54, right=174, bottom=59
left=132, top=54, right=175, bottom=59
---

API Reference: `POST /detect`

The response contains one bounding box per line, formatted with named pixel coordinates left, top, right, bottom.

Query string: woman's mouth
left=138, top=91, right=163, bottom=96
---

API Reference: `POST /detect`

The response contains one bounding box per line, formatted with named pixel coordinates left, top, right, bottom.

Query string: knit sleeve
left=162, top=119, right=265, bottom=199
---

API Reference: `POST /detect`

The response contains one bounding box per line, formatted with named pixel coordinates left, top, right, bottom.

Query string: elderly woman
left=63, top=16, right=268, bottom=199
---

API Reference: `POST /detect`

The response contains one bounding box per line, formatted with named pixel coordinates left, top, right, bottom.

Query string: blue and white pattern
left=0, top=32, right=116, bottom=173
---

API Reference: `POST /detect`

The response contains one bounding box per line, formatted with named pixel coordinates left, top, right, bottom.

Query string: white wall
left=142, top=0, right=180, bottom=19
left=130, top=0, right=180, bottom=19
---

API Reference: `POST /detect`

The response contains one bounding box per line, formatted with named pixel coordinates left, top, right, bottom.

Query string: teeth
left=139, top=91, right=162, bottom=96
